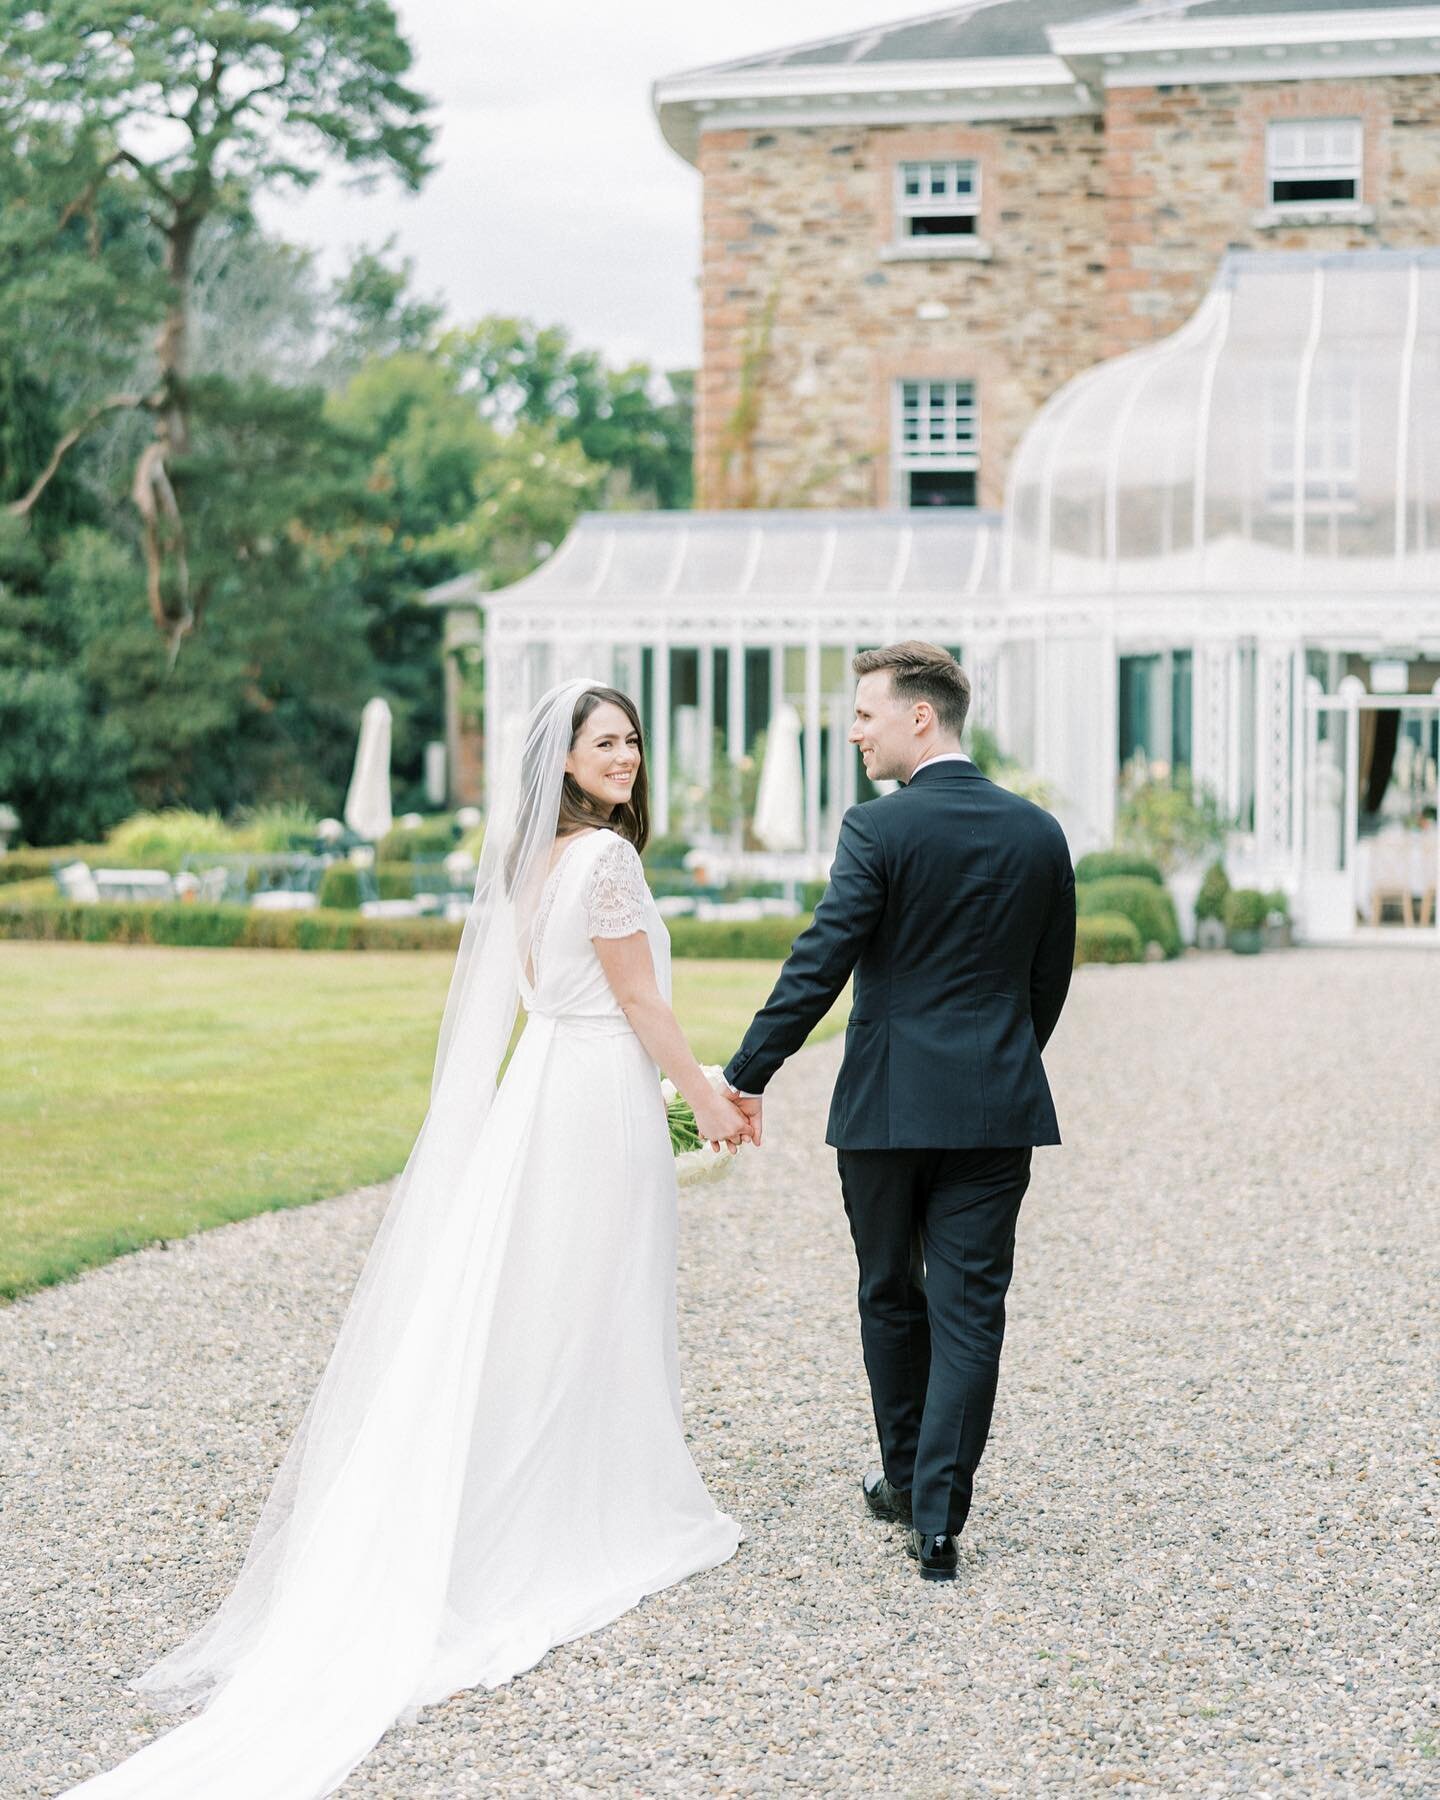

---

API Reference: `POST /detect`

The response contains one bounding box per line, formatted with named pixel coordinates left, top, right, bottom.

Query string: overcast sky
left=257, top=1, right=927, bottom=374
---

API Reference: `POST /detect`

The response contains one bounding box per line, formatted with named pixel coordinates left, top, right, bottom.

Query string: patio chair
left=1368, top=831, right=1414, bottom=926
left=53, top=860, right=100, bottom=903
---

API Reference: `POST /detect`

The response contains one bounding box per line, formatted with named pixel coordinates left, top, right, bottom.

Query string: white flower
left=660, top=1077, right=678, bottom=1106
left=675, top=1144, right=735, bottom=1188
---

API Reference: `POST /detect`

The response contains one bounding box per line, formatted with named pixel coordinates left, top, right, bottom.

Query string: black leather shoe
left=861, top=1469, right=912, bottom=1524
left=906, top=1529, right=958, bottom=1581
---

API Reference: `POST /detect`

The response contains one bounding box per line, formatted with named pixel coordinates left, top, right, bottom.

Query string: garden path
left=6, top=949, right=1438, bottom=1796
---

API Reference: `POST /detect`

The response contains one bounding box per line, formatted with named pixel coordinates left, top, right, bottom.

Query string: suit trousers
left=836, top=1144, right=1031, bottom=1537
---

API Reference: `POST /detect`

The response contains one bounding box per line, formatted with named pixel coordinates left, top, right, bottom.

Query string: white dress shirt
left=908, top=749, right=971, bottom=775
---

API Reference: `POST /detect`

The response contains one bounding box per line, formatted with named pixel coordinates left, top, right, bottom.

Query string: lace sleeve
left=583, top=834, right=651, bottom=938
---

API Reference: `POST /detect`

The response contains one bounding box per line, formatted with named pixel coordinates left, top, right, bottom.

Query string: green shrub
left=1074, top=913, right=1143, bottom=965
left=1194, top=859, right=1231, bottom=923
left=378, top=818, right=456, bottom=860
left=1263, top=888, right=1291, bottom=921
left=317, top=864, right=362, bottom=910
left=376, top=861, right=418, bottom=899
left=0, top=845, right=106, bottom=885
left=231, top=802, right=318, bottom=852
left=1222, top=888, right=1268, bottom=932
left=1116, top=773, right=1228, bottom=875
left=105, top=809, right=236, bottom=866
left=642, top=834, right=692, bottom=871
left=1074, top=851, right=1163, bottom=887
left=666, top=914, right=812, bottom=960
left=1076, top=876, right=1182, bottom=959
left=0, top=898, right=462, bottom=952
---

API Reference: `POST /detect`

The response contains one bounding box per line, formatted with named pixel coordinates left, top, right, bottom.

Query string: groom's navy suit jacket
left=723, top=759, right=1076, bottom=1149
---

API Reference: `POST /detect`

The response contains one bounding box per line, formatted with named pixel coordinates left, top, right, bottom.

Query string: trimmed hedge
left=1074, top=912, right=1143, bottom=965
left=1076, top=876, right=1182, bottom=959
left=1194, top=859, right=1231, bottom=924
left=377, top=860, right=418, bottom=899
left=0, top=899, right=463, bottom=952
left=317, top=864, right=362, bottom=911
left=0, top=898, right=817, bottom=960
left=1074, top=851, right=1164, bottom=887
left=0, top=845, right=107, bottom=886
left=666, top=914, right=813, bottom=960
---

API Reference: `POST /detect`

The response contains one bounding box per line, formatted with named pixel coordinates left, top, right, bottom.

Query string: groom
left=724, top=642, right=1075, bottom=1581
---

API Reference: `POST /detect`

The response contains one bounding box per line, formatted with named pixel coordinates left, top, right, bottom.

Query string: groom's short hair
left=853, top=641, right=971, bottom=738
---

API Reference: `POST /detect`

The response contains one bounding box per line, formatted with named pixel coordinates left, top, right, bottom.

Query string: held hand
left=726, top=1091, right=763, bottom=1148
left=692, top=1089, right=752, bottom=1153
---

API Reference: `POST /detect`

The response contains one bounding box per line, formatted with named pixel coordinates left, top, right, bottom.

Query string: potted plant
left=1193, top=859, right=1230, bottom=951
left=1222, top=887, right=1268, bottom=955
left=1262, top=889, right=1292, bottom=950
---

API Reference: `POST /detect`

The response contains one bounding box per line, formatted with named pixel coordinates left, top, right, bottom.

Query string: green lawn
left=1, top=942, right=845, bottom=1302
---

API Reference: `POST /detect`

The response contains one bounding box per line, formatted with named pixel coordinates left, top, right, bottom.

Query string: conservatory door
left=1302, top=683, right=1440, bottom=938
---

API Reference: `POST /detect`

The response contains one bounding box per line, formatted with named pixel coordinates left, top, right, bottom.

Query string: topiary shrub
left=1194, top=859, right=1231, bottom=923
left=1263, top=888, right=1290, bottom=921
left=376, top=861, right=418, bottom=900
left=1074, top=851, right=1164, bottom=887
left=1076, top=876, right=1182, bottom=959
left=1074, top=913, right=1143, bottom=965
left=317, top=864, right=362, bottom=910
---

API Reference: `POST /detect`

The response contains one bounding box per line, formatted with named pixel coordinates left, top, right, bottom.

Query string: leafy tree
left=318, top=237, right=446, bottom=386
left=0, top=0, right=432, bottom=648
left=447, top=319, right=693, bottom=509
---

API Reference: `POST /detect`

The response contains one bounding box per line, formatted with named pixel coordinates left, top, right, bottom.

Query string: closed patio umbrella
left=752, top=702, right=805, bottom=853
left=344, top=697, right=394, bottom=844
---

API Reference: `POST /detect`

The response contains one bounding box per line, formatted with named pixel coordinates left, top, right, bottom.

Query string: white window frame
left=893, top=379, right=979, bottom=506
left=896, top=160, right=980, bottom=239
left=1262, top=364, right=1359, bottom=513
left=1266, top=119, right=1362, bottom=211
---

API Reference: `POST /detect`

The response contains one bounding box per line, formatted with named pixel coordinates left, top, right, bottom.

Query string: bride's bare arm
left=592, top=931, right=752, bottom=1146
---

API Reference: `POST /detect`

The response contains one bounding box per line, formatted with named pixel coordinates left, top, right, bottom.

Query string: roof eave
left=653, top=56, right=1095, bottom=167
left=1051, top=5, right=1440, bottom=87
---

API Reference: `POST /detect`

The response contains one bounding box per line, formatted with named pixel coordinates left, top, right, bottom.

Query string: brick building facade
left=655, top=1, right=1440, bottom=511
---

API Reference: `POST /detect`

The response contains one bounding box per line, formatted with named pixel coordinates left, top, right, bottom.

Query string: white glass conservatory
left=1004, top=249, right=1440, bottom=938
left=467, top=249, right=1440, bottom=936
left=477, top=508, right=1002, bottom=870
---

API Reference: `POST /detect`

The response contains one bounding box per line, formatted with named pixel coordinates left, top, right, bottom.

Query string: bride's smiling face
left=565, top=701, right=642, bottom=812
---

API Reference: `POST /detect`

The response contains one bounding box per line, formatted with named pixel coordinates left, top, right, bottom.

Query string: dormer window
left=1267, top=120, right=1362, bottom=209
left=897, top=160, right=979, bottom=238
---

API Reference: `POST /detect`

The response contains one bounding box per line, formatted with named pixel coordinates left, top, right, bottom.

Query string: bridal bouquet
left=663, top=1066, right=737, bottom=1188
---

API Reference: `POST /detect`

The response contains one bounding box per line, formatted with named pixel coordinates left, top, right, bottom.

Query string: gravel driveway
left=5, top=948, right=1437, bottom=1797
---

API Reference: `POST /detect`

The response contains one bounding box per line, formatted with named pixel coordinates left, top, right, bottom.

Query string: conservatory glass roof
left=474, top=509, right=1000, bottom=612
left=1004, top=250, right=1440, bottom=596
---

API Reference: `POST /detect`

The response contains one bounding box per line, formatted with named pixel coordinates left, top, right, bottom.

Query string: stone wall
left=1103, top=73, right=1440, bottom=357
left=696, top=117, right=1107, bottom=512
left=695, top=74, right=1440, bottom=509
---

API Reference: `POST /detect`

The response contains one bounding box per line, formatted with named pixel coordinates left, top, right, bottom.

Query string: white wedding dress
left=65, top=818, right=741, bottom=1798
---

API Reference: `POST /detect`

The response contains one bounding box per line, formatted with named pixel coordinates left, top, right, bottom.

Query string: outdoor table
left=93, top=868, right=177, bottom=902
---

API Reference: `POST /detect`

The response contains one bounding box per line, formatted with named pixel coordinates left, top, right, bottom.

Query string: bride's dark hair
left=557, top=686, right=651, bottom=853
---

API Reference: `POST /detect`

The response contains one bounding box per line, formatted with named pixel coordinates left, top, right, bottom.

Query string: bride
left=66, top=677, right=748, bottom=1798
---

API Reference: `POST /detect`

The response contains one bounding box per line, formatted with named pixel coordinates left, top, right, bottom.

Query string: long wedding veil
left=68, top=677, right=601, bottom=1798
